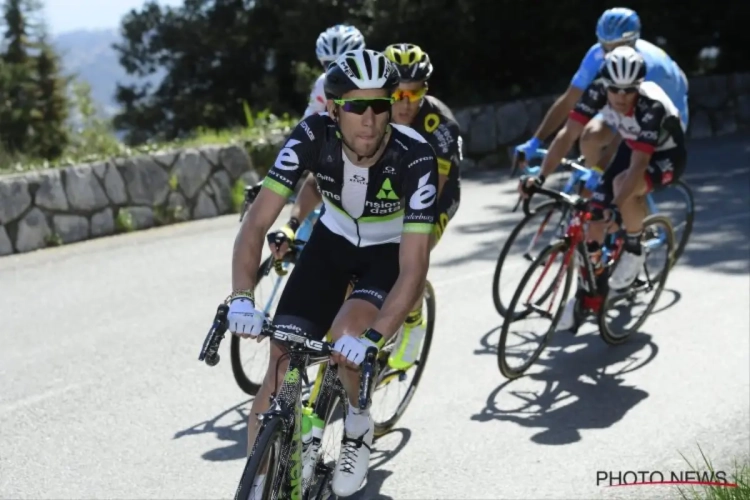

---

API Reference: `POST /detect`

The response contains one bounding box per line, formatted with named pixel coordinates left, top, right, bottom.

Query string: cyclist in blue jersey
left=515, top=7, right=689, bottom=178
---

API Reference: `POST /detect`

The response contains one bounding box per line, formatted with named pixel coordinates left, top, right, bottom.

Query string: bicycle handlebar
left=512, top=149, right=590, bottom=213
left=521, top=184, right=588, bottom=217
left=198, top=302, right=377, bottom=410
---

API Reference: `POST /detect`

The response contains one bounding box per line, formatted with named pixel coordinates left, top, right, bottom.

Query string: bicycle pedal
left=398, top=371, right=407, bottom=382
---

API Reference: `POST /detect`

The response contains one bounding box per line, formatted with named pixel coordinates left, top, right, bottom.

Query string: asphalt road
left=2, top=133, right=749, bottom=499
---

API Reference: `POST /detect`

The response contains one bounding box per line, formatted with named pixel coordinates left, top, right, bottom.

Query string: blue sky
left=45, top=0, right=184, bottom=35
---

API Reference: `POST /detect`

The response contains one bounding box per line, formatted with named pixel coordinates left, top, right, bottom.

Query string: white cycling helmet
left=601, top=45, right=646, bottom=87
left=315, top=25, right=365, bottom=65
left=324, top=49, right=400, bottom=98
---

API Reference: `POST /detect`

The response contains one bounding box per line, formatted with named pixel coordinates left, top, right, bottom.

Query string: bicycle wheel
left=234, top=415, right=286, bottom=500
left=370, top=280, right=435, bottom=437
left=497, top=240, right=575, bottom=379
left=230, top=255, right=294, bottom=396
left=492, top=199, right=568, bottom=319
left=669, top=180, right=694, bottom=267
left=598, top=214, right=674, bottom=345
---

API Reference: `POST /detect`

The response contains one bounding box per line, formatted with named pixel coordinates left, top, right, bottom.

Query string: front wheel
left=371, top=280, right=435, bottom=437
left=497, top=240, right=575, bottom=379
left=234, top=415, right=286, bottom=500
left=492, top=199, right=567, bottom=319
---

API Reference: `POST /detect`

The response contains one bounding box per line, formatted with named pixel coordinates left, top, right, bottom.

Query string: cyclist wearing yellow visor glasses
left=382, top=43, right=463, bottom=371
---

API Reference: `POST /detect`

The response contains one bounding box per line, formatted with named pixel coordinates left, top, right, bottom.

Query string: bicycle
left=228, top=180, right=436, bottom=436
left=199, top=291, right=434, bottom=498
left=496, top=183, right=674, bottom=380
left=230, top=181, right=322, bottom=395
left=492, top=148, right=693, bottom=319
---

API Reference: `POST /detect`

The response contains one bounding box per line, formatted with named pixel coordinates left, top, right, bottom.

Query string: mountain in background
left=52, top=28, right=164, bottom=117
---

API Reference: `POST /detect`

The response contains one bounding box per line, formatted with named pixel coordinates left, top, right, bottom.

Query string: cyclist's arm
left=531, top=45, right=600, bottom=142
left=302, top=75, right=326, bottom=119
left=232, top=116, right=324, bottom=292
left=370, top=145, right=438, bottom=338
left=613, top=102, right=665, bottom=206
left=539, top=82, right=607, bottom=179
left=289, top=172, right=322, bottom=223
left=434, top=121, right=461, bottom=199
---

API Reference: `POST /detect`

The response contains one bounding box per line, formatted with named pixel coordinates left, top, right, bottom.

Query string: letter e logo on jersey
left=409, top=172, right=437, bottom=210
left=274, top=139, right=301, bottom=171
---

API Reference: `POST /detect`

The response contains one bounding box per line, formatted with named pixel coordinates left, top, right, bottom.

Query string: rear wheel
left=598, top=214, right=674, bottom=345
left=669, top=180, right=694, bottom=267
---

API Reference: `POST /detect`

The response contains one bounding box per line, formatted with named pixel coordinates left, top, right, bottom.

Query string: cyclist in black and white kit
left=521, top=46, right=686, bottom=329
left=227, top=49, right=438, bottom=497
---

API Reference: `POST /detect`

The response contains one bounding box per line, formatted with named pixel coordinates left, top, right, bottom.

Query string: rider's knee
left=580, top=120, right=610, bottom=149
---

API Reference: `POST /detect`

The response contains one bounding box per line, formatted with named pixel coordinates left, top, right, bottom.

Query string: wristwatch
left=362, top=328, right=385, bottom=349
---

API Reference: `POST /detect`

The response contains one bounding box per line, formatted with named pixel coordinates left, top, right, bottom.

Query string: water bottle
left=301, top=407, right=325, bottom=482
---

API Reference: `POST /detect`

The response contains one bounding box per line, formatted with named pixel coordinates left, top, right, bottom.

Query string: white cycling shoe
left=609, top=250, right=646, bottom=290
left=331, top=413, right=374, bottom=497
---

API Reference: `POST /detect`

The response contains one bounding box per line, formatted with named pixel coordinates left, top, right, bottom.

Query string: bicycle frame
left=517, top=149, right=668, bottom=254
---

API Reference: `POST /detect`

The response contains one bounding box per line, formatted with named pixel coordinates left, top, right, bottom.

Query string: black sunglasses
left=606, top=85, right=639, bottom=94
left=333, top=97, right=394, bottom=115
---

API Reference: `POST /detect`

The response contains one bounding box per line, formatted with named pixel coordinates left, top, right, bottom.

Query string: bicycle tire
left=497, top=240, right=575, bottom=380
left=669, top=179, right=694, bottom=268
left=598, top=214, right=675, bottom=345
left=492, top=199, right=566, bottom=319
left=234, top=414, right=286, bottom=500
left=230, top=255, right=290, bottom=396
left=372, top=280, right=435, bottom=437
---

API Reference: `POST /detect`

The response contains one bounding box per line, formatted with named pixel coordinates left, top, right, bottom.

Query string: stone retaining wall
left=1, top=72, right=748, bottom=256
left=0, top=145, right=259, bottom=256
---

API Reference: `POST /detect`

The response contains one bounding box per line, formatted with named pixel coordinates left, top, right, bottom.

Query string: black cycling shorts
left=271, top=221, right=400, bottom=341
left=433, top=167, right=461, bottom=245
left=591, top=141, right=687, bottom=209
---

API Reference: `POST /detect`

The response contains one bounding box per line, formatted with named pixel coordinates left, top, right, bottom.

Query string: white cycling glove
left=332, top=335, right=379, bottom=366
left=227, top=297, right=265, bottom=337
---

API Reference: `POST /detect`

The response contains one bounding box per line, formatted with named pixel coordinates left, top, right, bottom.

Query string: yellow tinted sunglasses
left=392, top=87, right=427, bottom=102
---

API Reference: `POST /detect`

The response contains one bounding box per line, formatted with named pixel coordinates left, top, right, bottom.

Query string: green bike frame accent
left=285, top=367, right=303, bottom=500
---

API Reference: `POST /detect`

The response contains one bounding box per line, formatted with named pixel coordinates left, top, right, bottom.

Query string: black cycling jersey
left=262, top=112, right=439, bottom=247
left=410, top=95, right=462, bottom=177
left=571, top=80, right=685, bottom=154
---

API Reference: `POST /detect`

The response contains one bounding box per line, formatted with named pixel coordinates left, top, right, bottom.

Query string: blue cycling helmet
left=596, top=8, right=641, bottom=44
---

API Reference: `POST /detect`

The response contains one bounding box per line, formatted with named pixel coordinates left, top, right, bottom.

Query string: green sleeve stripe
left=403, top=223, right=434, bottom=234
left=262, top=177, right=294, bottom=198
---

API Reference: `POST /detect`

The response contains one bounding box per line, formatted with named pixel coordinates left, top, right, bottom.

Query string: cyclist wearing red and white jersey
left=520, top=46, right=687, bottom=330
left=303, top=24, right=366, bottom=119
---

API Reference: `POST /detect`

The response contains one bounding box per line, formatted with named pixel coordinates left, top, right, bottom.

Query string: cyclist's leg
left=246, top=223, right=351, bottom=455
left=609, top=145, right=687, bottom=288
left=327, top=241, right=401, bottom=496
left=579, top=114, right=618, bottom=169
left=558, top=146, right=629, bottom=328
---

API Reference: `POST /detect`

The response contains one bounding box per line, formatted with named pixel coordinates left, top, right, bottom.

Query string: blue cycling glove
left=514, top=137, right=543, bottom=160
left=584, top=167, right=604, bottom=192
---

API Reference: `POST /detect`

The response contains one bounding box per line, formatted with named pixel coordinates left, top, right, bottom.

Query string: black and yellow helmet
left=383, top=43, right=433, bottom=82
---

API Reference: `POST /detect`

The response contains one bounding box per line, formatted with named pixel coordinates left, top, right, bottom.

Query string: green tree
left=31, top=38, right=70, bottom=159
left=0, top=0, right=70, bottom=160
